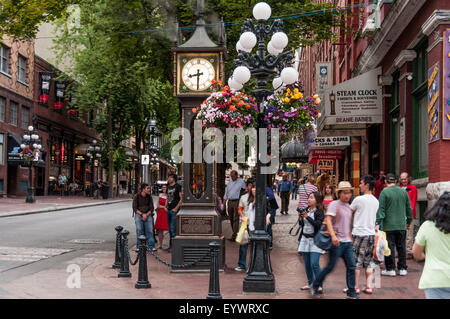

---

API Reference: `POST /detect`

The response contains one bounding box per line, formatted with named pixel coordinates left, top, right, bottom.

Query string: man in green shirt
left=376, top=173, right=412, bottom=277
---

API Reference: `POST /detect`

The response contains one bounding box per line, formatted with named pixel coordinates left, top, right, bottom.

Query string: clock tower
left=171, top=0, right=226, bottom=272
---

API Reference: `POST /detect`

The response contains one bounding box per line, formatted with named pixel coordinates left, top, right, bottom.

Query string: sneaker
left=399, top=269, right=407, bottom=276
left=234, top=266, right=245, bottom=271
left=152, top=247, right=157, bottom=252
left=300, top=285, right=311, bottom=290
left=311, top=287, right=321, bottom=299
left=381, top=270, right=396, bottom=276
left=346, top=294, right=360, bottom=299
left=343, top=287, right=360, bottom=294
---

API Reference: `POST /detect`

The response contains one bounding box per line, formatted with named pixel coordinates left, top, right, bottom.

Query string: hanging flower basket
left=194, top=81, right=320, bottom=138
left=264, top=88, right=320, bottom=136
left=20, top=146, right=40, bottom=165
left=193, top=80, right=259, bottom=130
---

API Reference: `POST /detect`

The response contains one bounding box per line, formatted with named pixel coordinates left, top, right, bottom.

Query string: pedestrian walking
left=94, top=180, right=102, bottom=199
left=377, top=173, right=413, bottom=277
left=291, top=177, right=299, bottom=200
left=297, top=192, right=325, bottom=292
left=349, top=175, right=379, bottom=295
left=235, top=181, right=255, bottom=271
left=413, top=192, right=450, bottom=299
left=298, top=174, right=318, bottom=211
left=374, top=170, right=386, bottom=199
left=317, top=171, right=330, bottom=194
left=224, top=170, right=246, bottom=241
left=166, top=174, right=182, bottom=249
left=321, top=183, right=335, bottom=211
left=277, top=174, right=292, bottom=214
left=311, top=181, right=358, bottom=299
left=132, top=183, right=156, bottom=251
left=154, top=184, right=169, bottom=250
left=399, top=172, right=418, bottom=258
left=58, top=172, right=67, bottom=196
left=266, top=185, right=279, bottom=249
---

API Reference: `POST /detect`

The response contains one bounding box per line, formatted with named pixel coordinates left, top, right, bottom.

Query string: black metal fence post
left=112, top=226, right=123, bottom=269
left=135, top=235, right=151, bottom=289
left=206, top=241, right=222, bottom=299
left=118, top=230, right=132, bottom=278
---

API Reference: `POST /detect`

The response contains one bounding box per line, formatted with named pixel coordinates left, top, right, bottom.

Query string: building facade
left=0, top=36, right=35, bottom=197
left=299, top=0, right=450, bottom=215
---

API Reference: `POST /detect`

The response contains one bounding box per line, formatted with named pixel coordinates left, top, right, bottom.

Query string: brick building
left=299, top=0, right=450, bottom=216
left=0, top=36, right=35, bottom=197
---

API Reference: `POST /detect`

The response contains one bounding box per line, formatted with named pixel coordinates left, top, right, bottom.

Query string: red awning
left=308, top=149, right=343, bottom=164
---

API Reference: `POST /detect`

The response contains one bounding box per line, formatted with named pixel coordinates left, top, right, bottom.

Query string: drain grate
left=68, top=239, right=105, bottom=244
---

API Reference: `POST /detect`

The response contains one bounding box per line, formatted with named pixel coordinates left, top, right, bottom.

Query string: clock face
left=181, top=58, right=215, bottom=91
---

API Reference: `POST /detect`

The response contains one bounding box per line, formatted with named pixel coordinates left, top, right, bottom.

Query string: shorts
left=353, top=235, right=376, bottom=269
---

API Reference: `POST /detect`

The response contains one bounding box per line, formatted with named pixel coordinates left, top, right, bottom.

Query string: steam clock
left=171, top=0, right=227, bottom=272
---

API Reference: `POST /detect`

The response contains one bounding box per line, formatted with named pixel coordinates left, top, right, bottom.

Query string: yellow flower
left=284, top=97, right=291, bottom=103
left=315, top=98, right=321, bottom=104
left=293, top=93, right=301, bottom=99
left=294, top=88, right=299, bottom=94
left=313, top=94, right=319, bottom=99
left=318, top=112, right=322, bottom=118
left=287, top=88, right=291, bottom=93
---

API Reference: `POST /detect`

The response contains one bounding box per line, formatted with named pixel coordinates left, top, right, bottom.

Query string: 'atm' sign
left=317, top=159, right=334, bottom=170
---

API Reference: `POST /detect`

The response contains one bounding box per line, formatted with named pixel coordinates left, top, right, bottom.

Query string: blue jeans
left=167, top=210, right=177, bottom=239
left=134, top=214, right=155, bottom=249
left=238, top=243, right=248, bottom=269
left=313, top=242, right=357, bottom=297
left=302, top=252, right=322, bottom=286
left=292, top=189, right=298, bottom=200
left=425, top=288, right=450, bottom=299
left=266, top=209, right=276, bottom=246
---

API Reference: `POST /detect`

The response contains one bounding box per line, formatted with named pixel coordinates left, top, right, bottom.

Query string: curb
left=0, top=198, right=133, bottom=218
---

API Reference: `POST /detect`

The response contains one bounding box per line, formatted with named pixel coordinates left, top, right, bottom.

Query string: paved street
left=0, top=196, right=425, bottom=299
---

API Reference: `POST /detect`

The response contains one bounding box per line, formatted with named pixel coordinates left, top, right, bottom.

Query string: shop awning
left=280, top=140, right=309, bottom=163
left=308, top=149, right=343, bottom=164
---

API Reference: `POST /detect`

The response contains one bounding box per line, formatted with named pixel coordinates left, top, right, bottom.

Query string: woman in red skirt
left=154, top=184, right=169, bottom=249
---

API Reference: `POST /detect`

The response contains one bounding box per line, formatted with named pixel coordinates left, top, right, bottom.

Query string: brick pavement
left=0, top=195, right=426, bottom=299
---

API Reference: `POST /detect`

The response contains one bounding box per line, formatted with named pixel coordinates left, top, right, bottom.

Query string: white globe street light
left=271, top=32, right=288, bottom=50
left=280, top=67, right=298, bottom=85
left=239, top=32, right=257, bottom=51
left=267, top=41, right=282, bottom=56
left=20, top=144, right=26, bottom=149
left=253, top=2, right=271, bottom=21
left=233, top=66, right=251, bottom=84
left=28, top=126, right=34, bottom=131
left=272, top=77, right=283, bottom=90
left=228, top=77, right=243, bottom=90
left=236, top=41, right=251, bottom=53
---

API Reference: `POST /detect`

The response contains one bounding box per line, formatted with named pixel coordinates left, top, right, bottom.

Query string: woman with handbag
left=297, top=192, right=325, bottom=292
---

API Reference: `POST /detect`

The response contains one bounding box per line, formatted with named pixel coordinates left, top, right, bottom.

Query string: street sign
left=141, top=155, right=150, bottom=165
left=316, top=159, right=334, bottom=170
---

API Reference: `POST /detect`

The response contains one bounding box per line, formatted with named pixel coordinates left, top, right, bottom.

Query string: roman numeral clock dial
left=181, top=58, right=215, bottom=92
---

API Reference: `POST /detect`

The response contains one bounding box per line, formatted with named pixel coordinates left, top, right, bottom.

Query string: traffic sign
left=141, top=155, right=150, bottom=165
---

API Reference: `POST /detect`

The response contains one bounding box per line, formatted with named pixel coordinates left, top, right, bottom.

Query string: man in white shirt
left=350, top=175, right=379, bottom=295
left=224, top=170, right=246, bottom=241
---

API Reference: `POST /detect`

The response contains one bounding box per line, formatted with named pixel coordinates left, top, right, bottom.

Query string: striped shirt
left=297, top=183, right=318, bottom=209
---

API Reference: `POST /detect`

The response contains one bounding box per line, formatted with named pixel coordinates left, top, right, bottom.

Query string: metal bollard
left=135, top=235, right=151, bottom=289
left=206, top=241, right=222, bottom=299
left=118, top=230, right=132, bottom=278
left=112, top=226, right=123, bottom=269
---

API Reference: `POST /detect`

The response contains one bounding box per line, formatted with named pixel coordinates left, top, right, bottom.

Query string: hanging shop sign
left=443, top=29, right=450, bottom=140
left=39, top=72, right=53, bottom=104
left=322, top=67, right=383, bottom=126
left=75, top=154, right=86, bottom=161
left=312, top=136, right=350, bottom=148
left=316, top=159, right=334, bottom=170
left=316, top=62, right=333, bottom=130
left=54, top=82, right=66, bottom=110
left=427, top=62, right=440, bottom=143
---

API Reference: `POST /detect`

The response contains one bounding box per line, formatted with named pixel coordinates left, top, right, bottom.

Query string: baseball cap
left=385, top=173, right=396, bottom=182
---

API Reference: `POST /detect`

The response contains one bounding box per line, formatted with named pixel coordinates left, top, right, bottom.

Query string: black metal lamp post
left=230, top=2, right=297, bottom=293
left=86, top=139, right=101, bottom=197
left=148, top=119, right=160, bottom=188
left=21, top=126, right=42, bottom=203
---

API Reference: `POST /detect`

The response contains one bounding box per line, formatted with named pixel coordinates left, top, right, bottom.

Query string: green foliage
left=0, top=0, right=75, bottom=39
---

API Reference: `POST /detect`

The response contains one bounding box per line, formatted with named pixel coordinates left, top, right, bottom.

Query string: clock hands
left=188, top=69, right=204, bottom=90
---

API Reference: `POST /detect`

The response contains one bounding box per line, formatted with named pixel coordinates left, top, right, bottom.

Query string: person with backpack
left=132, top=183, right=156, bottom=252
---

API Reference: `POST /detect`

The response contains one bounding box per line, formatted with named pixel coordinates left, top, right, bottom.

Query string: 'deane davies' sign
left=312, top=136, right=350, bottom=148
left=322, top=67, right=383, bottom=126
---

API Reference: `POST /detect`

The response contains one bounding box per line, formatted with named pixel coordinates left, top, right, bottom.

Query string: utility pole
left=107, top=100, right=114, bottom=198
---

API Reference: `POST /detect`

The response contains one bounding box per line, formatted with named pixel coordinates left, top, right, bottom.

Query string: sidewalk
left=0, top=195, right=425, bottom=299
left=0, top=195, right=134, bottom=218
